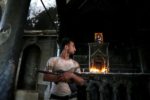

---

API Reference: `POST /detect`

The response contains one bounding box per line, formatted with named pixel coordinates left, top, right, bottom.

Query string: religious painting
left=94, top=32, right=103, bottom=44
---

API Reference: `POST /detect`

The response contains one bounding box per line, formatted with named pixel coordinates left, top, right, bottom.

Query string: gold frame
left=94, top=32, right=103, bottom=44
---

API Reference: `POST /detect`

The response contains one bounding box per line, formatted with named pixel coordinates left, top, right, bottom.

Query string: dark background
left=55, top=0, right=150, bottom=72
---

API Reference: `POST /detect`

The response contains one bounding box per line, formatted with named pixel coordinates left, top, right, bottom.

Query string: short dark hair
left=59, top=37, right=73, bottom=52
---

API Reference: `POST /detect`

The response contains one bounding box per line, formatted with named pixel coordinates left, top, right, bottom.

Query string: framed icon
left=94, top=32, right=103, bottom=44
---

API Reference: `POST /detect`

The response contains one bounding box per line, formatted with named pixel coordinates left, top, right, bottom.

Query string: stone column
left=86, top=91, right=91, bottom=100
left=113, top=86, right=117, bottom=100
left=86, top=80, right=92, bottom=100
left=99, top=85, right=103, bottom=100
left=127, top=84, right=131, bottom=100
left=99, top=90, right=103, bottom=100
left=0, top=0, right=31, bottom=100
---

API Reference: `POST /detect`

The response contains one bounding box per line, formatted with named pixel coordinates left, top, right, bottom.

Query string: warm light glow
left=89, top=65, right=109, bottom=73
left=90, top=67, right=100, bottom=73
left=101, top=67, right=109, bottom=73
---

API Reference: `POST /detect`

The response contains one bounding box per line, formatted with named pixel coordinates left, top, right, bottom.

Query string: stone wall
left=15, top=30, right=58, bottom=100
left=0, top=0, right=31, bottom=100
left=78, top=73, right=150, bottom=100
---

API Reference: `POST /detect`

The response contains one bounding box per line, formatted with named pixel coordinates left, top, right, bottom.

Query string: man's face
left=66, top=41, right=76, bottom=55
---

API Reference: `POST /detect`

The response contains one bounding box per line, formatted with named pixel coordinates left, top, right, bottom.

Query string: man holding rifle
left=43, top=37, right=85, bottom=100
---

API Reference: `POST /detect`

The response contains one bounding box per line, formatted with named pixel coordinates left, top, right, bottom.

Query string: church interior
left=0, top=0, right=150, bottom=100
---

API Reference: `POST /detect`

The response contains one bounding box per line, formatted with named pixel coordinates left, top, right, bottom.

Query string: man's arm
left=44, top=57, right=60, bottom=82
left=42, top=69, right=85, bottom=85
left=61, top=72, right=85, bottom=86
left=71, top=73, right=85, bottom=86
left=43, top=70, right=73, bottom=83
left=43, top=73, right=60, bottom=82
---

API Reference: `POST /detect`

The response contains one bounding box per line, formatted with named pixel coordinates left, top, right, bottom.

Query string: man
left=44, top=38, right=85, bottom=100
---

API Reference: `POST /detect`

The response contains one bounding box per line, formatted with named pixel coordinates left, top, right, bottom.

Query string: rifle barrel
left=37, top=70, right=60, bottom=75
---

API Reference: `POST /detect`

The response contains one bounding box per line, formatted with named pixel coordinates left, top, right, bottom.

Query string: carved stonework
left=0, top=24, right=11, bottom=45
left=0, top=0, right=7, bottom=10
left=89, top=43, right=109, bottom=73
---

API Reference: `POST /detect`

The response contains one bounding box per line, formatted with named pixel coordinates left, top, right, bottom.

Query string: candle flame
left=89, top=65, right=109, bottom=73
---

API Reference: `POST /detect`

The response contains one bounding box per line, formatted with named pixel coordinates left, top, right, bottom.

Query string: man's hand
left=58, top=72, right=74, bottom=82
left=58, top=71, right=85, bottom=86
left=43, top=70, right=85, bottom=86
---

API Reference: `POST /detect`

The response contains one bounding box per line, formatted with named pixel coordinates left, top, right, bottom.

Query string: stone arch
left=17, top=44, right=41, bottom=90
left=131, top=80, right=150, bottom=100
left=86, top=80, right=101, bottom=100
left=117, top=84, right=127, bottom=100
left=103, top=84, right=113, bottom=100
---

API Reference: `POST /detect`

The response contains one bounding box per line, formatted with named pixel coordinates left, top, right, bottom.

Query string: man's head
left=60, top=37, right=76, bottom=55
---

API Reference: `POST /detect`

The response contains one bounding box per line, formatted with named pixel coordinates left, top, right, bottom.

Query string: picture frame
left=94, top=32, right=103, bottom=44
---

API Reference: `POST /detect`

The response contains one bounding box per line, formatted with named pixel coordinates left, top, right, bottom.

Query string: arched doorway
left=117, top=84, right=127, bottom=100
left=103, top=84, right=113, bottom=100
left=89, top=83, right=100, bottom=100
left=17, top=44, right=41, bottom=90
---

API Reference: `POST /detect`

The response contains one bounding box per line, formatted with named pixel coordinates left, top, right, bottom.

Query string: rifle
left=37, top=70, right=65, bottom=75
left=37, top=69, right=81, bottom=92
left=37, top=69, right=97, bottom=87
left=37, top=69, right=94, bottom=81
left=37, top=67, right=81, bottom=76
